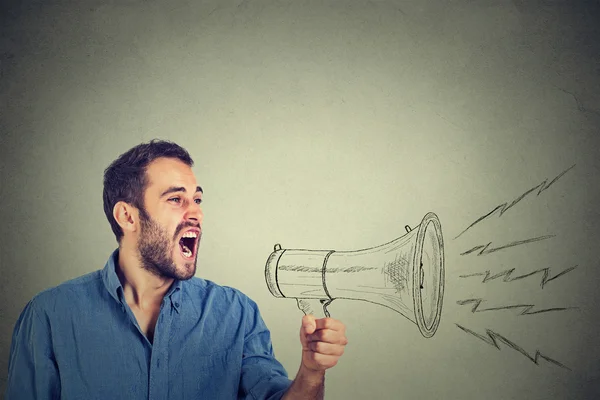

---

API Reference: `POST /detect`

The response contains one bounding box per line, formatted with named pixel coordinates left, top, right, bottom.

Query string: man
left=6, top=139, right=348, bottom=399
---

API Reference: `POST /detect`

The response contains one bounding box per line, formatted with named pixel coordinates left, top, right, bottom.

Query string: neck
left=116, top=243, right=174, bottom=311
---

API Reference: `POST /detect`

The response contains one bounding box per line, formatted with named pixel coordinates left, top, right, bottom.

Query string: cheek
left=172, top=227, right=183, bottom=247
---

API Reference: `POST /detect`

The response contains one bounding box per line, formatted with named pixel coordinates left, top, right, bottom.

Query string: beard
left=136, top=207, right=199, bottom=280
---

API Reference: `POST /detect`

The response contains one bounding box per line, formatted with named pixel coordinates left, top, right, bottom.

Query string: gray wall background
left=1, top=0, right=599, bottom=398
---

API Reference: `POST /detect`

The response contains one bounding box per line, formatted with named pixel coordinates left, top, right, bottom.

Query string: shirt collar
left=102, top=248, right=123, bottom=303
left=167, top=279, right=183, bottom=313
left=102, top=248, right=183, bottom=311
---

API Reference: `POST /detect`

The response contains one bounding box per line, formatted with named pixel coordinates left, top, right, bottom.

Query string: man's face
left=135, top=157, right=203, bottom=280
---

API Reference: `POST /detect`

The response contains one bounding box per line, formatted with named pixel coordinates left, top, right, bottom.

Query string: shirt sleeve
left=5, top=299, right=61, bottom=400
left=239, top=296, right=293, bottom=400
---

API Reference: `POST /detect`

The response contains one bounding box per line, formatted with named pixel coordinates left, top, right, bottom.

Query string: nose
left=185, top=201, right=203, bottom=226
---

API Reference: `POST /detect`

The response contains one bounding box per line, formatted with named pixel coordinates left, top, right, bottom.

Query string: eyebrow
left=160, top=186, right=203, bottom=198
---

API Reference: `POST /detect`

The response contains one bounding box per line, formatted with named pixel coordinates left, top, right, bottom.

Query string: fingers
left=302, top=317, right=348, bottom=354
left=306, top=339, right=346, bottom=356
left=302, top=351, right=342, bottom=369
left=300, top=317, right=348, bottom=371
left=313, top=317, right=346, bottom=333
left=306, top=327, right=348, bottom=346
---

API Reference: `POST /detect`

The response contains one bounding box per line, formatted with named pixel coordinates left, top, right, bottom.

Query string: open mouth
left=178, top=230, right=199, bottom=260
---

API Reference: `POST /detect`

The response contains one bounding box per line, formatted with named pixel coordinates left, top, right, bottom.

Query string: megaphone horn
left=265, top=212, right=445, bottom=338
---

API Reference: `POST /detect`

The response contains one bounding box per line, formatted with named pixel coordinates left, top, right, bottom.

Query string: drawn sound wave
left=459, top=265, right=577, bottom=289
left=457, top=298, right=575, bottom=315
left=460, top=235, right=555, bottom=256
left=454, top=164, right=575, bottom=239
left=456, top=324, right=571, bottom=370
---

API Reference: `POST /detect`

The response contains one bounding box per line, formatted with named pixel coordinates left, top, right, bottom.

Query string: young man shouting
left=6, top=139, right=348, bottom=399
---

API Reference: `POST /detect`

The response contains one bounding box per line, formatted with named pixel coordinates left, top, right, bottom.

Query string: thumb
left=302, top=314, right=317, bottom=335
left=300, top=314, right=316, bottom=347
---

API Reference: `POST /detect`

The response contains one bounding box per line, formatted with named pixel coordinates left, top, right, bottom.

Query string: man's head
left=103, top=139, right=203, bottom=280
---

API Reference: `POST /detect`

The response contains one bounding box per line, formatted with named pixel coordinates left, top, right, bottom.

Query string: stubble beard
left=137, top=208, right=199, bottom=281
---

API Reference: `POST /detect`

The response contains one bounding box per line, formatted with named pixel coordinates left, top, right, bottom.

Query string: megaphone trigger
left=297, top=298, right=333, bottom=318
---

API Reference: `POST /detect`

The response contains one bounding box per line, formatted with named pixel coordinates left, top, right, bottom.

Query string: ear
left=113, top=201, right=139, bottom=236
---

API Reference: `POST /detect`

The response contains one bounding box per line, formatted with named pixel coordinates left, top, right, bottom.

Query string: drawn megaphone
left=265, top=212, right=445, bottom=338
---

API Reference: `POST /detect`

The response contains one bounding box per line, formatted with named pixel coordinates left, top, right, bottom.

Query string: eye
left=195, top=198, right=202, bottom=205
left=168, top=197, right=181, bottom=203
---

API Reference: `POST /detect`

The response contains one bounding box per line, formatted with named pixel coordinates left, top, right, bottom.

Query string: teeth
left=182, top=231, right=198, bottom=238
left=182, top=245, right=192, bottom=257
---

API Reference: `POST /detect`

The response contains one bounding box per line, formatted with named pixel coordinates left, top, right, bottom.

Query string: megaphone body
left=265, top=212, right=445, bottom=338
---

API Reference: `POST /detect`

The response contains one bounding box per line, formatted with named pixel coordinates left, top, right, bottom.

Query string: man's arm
left=5, top=300, right=61, bottom=400
left=237, top=296, right=347, bottom=400
left=283, top=315, right=348, bottom=400
left=282, top=365, right=325, bottom=399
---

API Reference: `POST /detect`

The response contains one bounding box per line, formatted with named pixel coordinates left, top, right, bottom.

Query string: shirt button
left=174, top=302, right=180, bottom=307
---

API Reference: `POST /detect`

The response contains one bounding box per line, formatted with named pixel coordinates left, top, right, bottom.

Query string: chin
left=176, top=262, right=197, bottom=280
left=181, top=269, right=196, bottom=280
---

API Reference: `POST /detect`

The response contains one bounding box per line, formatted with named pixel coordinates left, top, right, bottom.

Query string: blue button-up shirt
left=6, top=249, right=292, bottom=400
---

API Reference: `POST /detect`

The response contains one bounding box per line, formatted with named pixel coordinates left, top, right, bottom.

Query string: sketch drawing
left=456, top=298, right=577, bottom=316
left=265, top=212, right=445, bottom=338
left=459, top=265, right=578, bottom=289
left=264, top=164, right=579, bottom=372
left=451, top=164, right=578, bottom=372
left=453, top=164, right=576, bottom=240
left=455, top=324, right=571, bottom=371
left=460, top=235, right=556, bottom=256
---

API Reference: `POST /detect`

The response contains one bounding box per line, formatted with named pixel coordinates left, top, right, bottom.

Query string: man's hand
left=299, top=315, right=348, bottom=372
left=282, top=315, right=348, bottom=399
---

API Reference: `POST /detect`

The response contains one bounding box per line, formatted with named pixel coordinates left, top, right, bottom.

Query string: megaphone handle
left=296, top=298, right=333, bottom=318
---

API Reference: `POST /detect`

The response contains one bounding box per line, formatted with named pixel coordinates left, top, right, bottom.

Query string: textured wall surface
left=1, top=0, right=599, bottom=398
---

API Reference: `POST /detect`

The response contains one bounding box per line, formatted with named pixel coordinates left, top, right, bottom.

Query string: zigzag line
left=460, top=235, right=555, bottom=256
left=454, top=164, right=575, bottom=239
left=457, top=298, right=575, bottom=315
left=459, top=265, right=577, bottom=289
left=456, top=324, right=571, bottom=370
